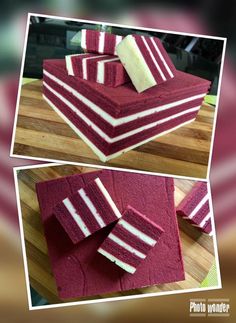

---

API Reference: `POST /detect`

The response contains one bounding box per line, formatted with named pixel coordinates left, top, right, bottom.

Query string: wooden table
left=17, top=165, right=216, bottom=305
left=13, top=81, right=215, bottom=179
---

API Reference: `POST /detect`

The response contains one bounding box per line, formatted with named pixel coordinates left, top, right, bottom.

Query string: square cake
left=36, top=169, right=185, bottom=299
left=53, top=177, right=121, bottom=244
left=65, top=53, right=129, bottom=87
left=176, top=182, right=212, bottom=235
left=43, top=59, right=210, bottom=162
left=98, top=205, right=164, bottom=274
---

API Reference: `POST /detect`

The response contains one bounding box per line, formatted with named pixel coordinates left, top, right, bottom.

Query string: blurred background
left=0, top=0, right=235, bottom=322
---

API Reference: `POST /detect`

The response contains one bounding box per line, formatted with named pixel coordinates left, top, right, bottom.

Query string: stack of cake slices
left=43, top=29, right=211, bottom=162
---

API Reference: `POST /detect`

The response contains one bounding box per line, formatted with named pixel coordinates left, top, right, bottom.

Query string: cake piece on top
left=66, top=53, right=129, bottom=87
left=116, top=34, right=176, bottom=92
left=98, top=205, right=164, bottom=273
left=53, top=177, right=121, bottom=244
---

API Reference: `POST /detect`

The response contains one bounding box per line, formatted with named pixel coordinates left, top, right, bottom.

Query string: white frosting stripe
left=63, top=198, right=90, bottom=237
left=114, top=35, right=123, bottom=54
left=118, top=219, right=156, bottom=246
left=43, top=69, right=206, bottom=126
left=141, top=36, right=166, bottom=82
left=183, top=194, right=209, bottom=220
left=94, top=178, right=121, bottom=219
left=81, top=54, right=107, bottom=80
left=108, top=233, right=146, bottom=259
left=98, top=31, right=105, bottom=53
left=43, top=93, right=195, bottom=161
left=150, top=37, right=174, bottom=78
left=81, top=29, right=86, bottom=50
left=78, top=188, right=105, bottom=228
left=98, top=248, right=136, bottom=273
left=44, top=79, right=199, bottom=143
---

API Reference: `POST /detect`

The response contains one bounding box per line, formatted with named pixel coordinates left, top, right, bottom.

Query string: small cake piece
left=116, top=34, right=176, bottom=93
left=53, top=177, right=121, bottom=244
left=176, top=182, right=213, bottom=235
left=98, top=206, right=164, bottom=274
left=65, top=53, right=129, bottom=87
left=76, top=29, right=123, bottom=55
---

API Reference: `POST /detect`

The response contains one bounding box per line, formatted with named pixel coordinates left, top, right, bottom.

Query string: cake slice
left=73, top=29, right=123, bottom=55
left=176, top=182, right=213, bottom=235
left=53, top=177, right=121, bottom=244
left=98, top=206, right=164, bottom=273
left=116, top=34, right=177, bottom=92
left=43, top=59, right=210, bottom=162
left=66, top=53, right=129, bottom=87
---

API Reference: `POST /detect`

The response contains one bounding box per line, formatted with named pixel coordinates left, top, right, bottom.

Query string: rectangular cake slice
left=53, top=177, right=121, bottom=243
left=116, top=35, right=177, bottom=92
left=43, top=59, right=210, bottom=161
left=176, top=182, right=213, bottom=235
left=73, top=29, right=123, bottom=55
left=65, top=53, right=129, bottom=87
left=98, top=206, right=164, bottom=274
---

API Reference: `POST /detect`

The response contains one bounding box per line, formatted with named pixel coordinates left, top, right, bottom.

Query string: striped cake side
left=98, top=206, right=164, bottom=274
left=65, top=53, right=129, bottom=87
left=81, top=29, right=123, bottom=55
left=176, top=182, right=213, bottom=235
left=53, top=177, right=121, bottom=244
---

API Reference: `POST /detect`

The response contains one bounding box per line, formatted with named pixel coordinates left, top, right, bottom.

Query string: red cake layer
left=66, top=53, right=129, bottom=87
left=98, top=206, right=164, bottom=273
left=43, top=74, right=204, bottom=138
left=43, top=59, right=210, bottom=119
left=36, top=169, right=184, bottom=298
left=80, top=29, right=123, bottom=55
left=53, top=177, right=121, bottom=244
left=176, top=182, right=212, bottom=235
left=43, top=86, right=199, bottom=157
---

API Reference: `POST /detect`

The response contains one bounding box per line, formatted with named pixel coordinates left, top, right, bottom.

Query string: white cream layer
left=78, top=188, right=105, bottom=228
left=43, top=81, right=200, bottom=143
left=43, top=93, right=195, bottom=162
left=96, top=57, right=120, bottom=84
left=108, top=233, right=146, bottom=259
left=183, top=194, right=209, bottom=220
left=43, top=69, right=206, bottom=127
left=63, top=197, right=91, bottom=237
left=98, top=248, right=136, bottom=274
left=94, top=178, right=121, bottom=219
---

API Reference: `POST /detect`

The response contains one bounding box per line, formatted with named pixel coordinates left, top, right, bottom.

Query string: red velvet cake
left=176, top=182, right=212, bottom=235
left=43, top=59, right=210, bottom=161
left=53, top=177, right=121, bottom=244
left=98, top=206, right=164, bottom=273
left=36, top=169, right=185, bottom=299
left=65, top=53, right=129, bottom=87
left=80, top=29, right=123, bottom=55
left=116, top=35, right=177, bottom=92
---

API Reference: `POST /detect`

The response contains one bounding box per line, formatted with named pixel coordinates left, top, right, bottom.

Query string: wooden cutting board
left=17, top=165, right=215, bottom=304
left=13, top=80, right=214, bottom=179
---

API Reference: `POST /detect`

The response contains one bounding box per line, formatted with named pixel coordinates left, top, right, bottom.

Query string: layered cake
left=53, top=177, right=121, bottom=244
left=116, top=35, right=176, bottom=92
left=65, top=53, right=129, bottom=87
left=43, top=59, right=210, bottom=162
left=36, top=169, right=184, bottom=299
left=176, top=182, right=212, bottom=235
left=79, top=29, right=123, bottom=55
left=98, top=206, right=164, bottom=274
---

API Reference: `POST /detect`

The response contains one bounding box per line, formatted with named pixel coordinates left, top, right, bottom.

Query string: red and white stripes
left=53, top=177, right=121, bottom=244
left=98, top=206, right=164, bottom=274
left=176, top=182, right=212, bottom=235
left=66, top=53, right=129, bottom=87
left=116, top=34, right=177, bottom=92
left=81, top=29, right=123, bottom=55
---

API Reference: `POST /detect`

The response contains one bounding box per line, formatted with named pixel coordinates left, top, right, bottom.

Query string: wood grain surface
left=13, top=81, right=215, bottom=179
left=16, top=165, right=216, bottom=305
